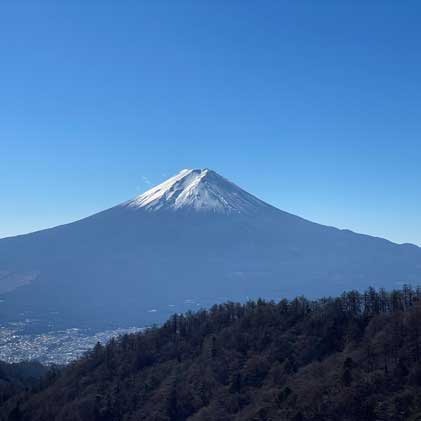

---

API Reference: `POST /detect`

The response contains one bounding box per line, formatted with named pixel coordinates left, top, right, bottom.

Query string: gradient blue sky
left=1, top=1, right=421, bottom=245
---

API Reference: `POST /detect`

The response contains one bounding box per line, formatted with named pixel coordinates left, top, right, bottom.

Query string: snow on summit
left=124, top=168, right=271, bottom=214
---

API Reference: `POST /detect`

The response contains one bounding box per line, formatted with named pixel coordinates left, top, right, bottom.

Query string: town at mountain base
left=2, top=286, right=421, bottom=421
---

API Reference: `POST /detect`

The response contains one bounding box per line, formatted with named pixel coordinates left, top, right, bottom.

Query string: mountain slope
left=3, top=287, right=421, bottom=421
left=0, top=169, right=420, bottom=328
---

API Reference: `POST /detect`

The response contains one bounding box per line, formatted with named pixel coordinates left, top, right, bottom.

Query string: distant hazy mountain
left=0, top=169, right=420, bottom=329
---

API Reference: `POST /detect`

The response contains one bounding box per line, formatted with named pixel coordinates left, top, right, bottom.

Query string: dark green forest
left=2, top=286, right=421, bottom=420
left=0, top=361, right=47, bottom=412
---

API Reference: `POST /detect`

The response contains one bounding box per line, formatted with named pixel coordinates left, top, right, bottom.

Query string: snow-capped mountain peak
left=124, top=168, right=271, bottom=214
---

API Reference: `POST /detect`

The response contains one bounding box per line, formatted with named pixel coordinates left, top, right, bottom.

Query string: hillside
left=2, top=286, right=421, bottom=420
left=1, top=169, right=421, bottom=329
left=0, top=360, right=48, bottom=412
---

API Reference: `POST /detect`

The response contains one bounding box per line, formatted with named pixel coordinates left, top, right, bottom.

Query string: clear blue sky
left=1, top=1, right=421, bottom=245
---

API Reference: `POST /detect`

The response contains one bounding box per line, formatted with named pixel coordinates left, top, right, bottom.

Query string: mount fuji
left=1, top=169, right=420, bottom=329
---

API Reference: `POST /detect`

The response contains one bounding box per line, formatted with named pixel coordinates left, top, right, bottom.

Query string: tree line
left=2, top=285, right=421, bottom=420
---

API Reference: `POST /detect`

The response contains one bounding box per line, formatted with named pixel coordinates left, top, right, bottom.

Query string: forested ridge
left=2, top=286, right=421, bottom=420
left=0, top=361, right=47, bottom=412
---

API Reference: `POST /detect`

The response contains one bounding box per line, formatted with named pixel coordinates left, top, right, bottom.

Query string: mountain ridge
left=3, top=286, right=421, bottom=421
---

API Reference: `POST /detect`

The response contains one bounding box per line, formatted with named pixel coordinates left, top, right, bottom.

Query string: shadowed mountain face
left=0, top=169, right=420, bottom=329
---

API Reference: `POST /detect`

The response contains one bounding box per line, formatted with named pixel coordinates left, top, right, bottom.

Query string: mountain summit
left=0, top=168, right=420, bottom=329
left=124, top=168, right=270, bottom=215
